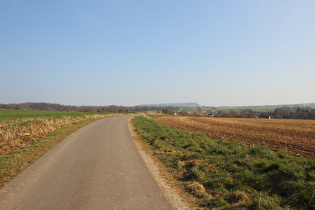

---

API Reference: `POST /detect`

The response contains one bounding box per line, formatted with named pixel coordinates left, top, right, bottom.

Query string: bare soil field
left=155, top=116, right=315, bottom=159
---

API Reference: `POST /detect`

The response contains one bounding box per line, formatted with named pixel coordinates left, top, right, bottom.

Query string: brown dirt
left=155, top=116, right=315, bottom=159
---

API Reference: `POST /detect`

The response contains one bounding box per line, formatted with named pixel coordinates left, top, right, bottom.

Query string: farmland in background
left=155, top=116, right=315, bottom=159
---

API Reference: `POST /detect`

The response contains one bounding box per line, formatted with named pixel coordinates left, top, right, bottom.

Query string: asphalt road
left=0, top=116, right=172, bottom=209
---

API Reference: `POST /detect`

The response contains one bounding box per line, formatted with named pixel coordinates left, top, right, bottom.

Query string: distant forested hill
left=140, top=102, right=203, bottom=108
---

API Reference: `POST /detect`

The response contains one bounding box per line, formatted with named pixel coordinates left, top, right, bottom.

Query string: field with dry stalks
left=0, top=109, right=122, bottom=187
left=0, top=114, right=118, bottom=155
left=155, top=116, right=315, bottom=159
left=0, top=109, right=122, bottom=156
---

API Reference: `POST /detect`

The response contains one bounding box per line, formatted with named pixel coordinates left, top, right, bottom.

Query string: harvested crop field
left=155, top=116, right=315, bottom=159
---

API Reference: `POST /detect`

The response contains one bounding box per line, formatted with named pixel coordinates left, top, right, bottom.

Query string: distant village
left=158, top=106, right=315, bottom=119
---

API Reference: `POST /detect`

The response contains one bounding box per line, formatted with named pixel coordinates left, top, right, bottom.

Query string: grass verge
left=0, top=117, right=108, bottom=188
left=132, top=116, right=315, bottom=209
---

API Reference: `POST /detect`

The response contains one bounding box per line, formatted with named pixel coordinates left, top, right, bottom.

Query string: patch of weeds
left=249, top=145, right=273, bottom=158
left=250, top=192, right=283, bottom=209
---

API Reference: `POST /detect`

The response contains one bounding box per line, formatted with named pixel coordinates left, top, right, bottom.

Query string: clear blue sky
left=1, top=0, right=315, bottom=106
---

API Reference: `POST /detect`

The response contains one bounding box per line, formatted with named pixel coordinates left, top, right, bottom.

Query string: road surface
left=0, top=116, right=172, bottom=209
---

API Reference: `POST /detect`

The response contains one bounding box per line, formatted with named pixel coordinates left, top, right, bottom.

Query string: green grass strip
left=132, top=116, right=315, bottom=209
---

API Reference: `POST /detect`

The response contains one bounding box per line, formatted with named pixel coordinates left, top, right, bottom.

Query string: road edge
left=128, top=118, right=199, bottom=210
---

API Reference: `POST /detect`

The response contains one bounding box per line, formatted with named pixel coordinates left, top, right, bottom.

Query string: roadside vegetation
left=0, top=109, right=107, bottom=121
left=0, top=109, right=122, bottom=188
left=132, top=116, right=315, bottom=209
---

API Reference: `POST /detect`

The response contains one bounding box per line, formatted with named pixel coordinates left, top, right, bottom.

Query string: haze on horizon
left=1, top=1, right=315, bottom=107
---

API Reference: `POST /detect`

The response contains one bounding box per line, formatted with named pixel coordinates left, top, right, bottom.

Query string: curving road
left=0, top=116, right=172, bottom=209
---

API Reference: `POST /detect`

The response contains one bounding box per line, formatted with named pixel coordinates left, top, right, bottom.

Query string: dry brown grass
left=155, top=116, right=315, bottom=159
left=0, top=114, right=119, bottom=156
left=0, top=114, right=122, bottom=188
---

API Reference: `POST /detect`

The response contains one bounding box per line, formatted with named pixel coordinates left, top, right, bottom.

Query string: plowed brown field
left=155, top=116, right=315, bottom=159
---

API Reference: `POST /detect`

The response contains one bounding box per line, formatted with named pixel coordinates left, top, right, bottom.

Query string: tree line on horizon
left=1, top=103, right=314, bottom=119
left=0, top=102, right=170, bottom=113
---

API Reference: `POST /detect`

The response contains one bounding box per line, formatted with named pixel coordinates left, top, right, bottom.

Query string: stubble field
left=155, top=116, right=315, bottom=159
